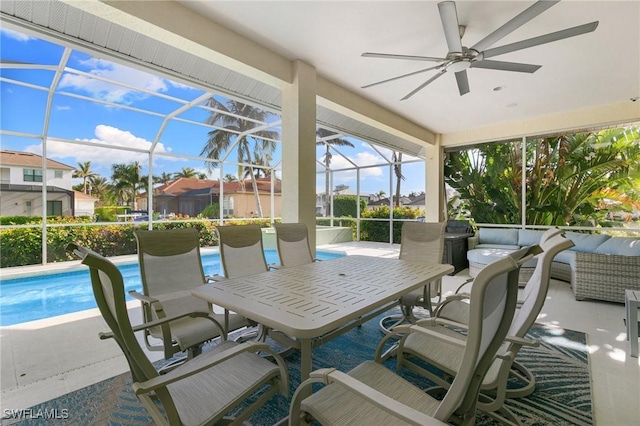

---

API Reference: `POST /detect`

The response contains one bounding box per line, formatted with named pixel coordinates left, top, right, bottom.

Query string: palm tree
left=392, top=151, right=405, bottom=207
left=157, top=172, right=174, bottom=184
left=201, top=98, right=278, bottom=218
left=73, top=161, right=96, bottom=194
left=316, top=128, right=354, bottom=216
left=243, top=152, right=273, bottom=180
left=223, top=174, right=238, bottom=182
left=174, top=167, right=198, bottom=179
left=88, top=176, right=109, bottom=203
left=111, top=162, right=143, bottom=208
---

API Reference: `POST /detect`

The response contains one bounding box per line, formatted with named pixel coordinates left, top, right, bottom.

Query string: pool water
left=0, top=250, right=345, bottom=326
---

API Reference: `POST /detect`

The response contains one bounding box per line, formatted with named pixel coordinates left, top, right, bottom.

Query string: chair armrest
left=99, top=311, right=225, bottom=341
left=505, top=335, right=539, bottom=348
left=406, top=324, right=467, bottom=347
left=129, top=290, right=166, bottom=314
left=207, top=274, right=228, bottom=282
left=454, top=278, right=474, bottom=294
left=292, top=368, right=447, bottom=426
left=467, top=234, right=480, bottom=250
left=132, top=341, right=288, bottom=395
left=415, top=316, right=469, bottom=331
left=128, top=290, right=159, bottom=305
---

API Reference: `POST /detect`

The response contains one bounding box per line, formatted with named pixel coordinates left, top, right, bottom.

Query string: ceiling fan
left=361, top=0, right=599, bottom=100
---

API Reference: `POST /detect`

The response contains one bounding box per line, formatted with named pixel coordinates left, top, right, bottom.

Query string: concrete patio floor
left=1, top=241, right=638, bottom=424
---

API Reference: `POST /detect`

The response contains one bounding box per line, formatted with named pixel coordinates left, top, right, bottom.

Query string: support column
left=424, top=136, right=445, bottom=222
left=281, top=60, right=317, bottom=253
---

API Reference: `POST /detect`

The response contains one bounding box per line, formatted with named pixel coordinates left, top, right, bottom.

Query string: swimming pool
left=0, top=250, right=345, bottom=326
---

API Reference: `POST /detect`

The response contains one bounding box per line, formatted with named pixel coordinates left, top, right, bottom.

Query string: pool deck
left=0, top=241, right=638, bottom=424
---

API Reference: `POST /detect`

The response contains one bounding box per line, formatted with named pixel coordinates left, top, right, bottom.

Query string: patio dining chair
left=272, top=222, right=315, bottom=268
left=214, top=224, right=274, bottom=342
left=288, top=240, right=528, bottom=426
left=67, top=243, right=289, bottom=426
left=392, top=235, right=573, bottom=425
left=379, top=221, right=446, bottom=334
left=131, top=228, right=249, bottom=368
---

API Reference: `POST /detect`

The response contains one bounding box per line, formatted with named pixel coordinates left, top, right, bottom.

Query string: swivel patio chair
left=394, top=235, right=573, bottom=425
left=131, top=228, right=249, bottom=368
left=67, top=243, right=289, bottom=426
left=272, top=222, right=315, bottom=268
left=379, top=221, right=446, bottom=335
left=288, top=241, right=529, bottom=426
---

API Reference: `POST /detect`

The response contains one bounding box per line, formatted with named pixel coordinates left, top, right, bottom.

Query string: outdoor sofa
left=466, top=228, right=640, bottom=303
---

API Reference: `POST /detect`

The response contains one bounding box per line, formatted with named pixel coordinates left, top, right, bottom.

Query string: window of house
left=223, top=196, right=234, bottom=216
left=24, top=201, right=32, bottom=216
left=23, top=169, right=43, bottom=182
left=54, top=171, right=62, bottom=178
left=46, top=200, right=62, bottom=216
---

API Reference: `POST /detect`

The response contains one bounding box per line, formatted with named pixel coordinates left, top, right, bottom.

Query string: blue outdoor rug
left=10, top=313, right=592, bottom=425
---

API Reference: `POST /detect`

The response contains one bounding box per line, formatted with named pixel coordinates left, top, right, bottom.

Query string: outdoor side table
left=625, top=289, right=640, bottom=358
left=442, top=233, right=474, bottom=275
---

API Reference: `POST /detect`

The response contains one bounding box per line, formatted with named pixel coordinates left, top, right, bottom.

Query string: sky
left=0, top=27, right=426, bottom=197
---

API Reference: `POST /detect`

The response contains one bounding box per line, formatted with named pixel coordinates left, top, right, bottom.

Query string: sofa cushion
left=565, top=232, right=611, bottom=252
left=478, top=228, right=519, bottom=246
left=594, top=237, right=640, bottom=256
left=553, top=250, right=576, bottom=266
left=518, top=229, right=545, bottom=247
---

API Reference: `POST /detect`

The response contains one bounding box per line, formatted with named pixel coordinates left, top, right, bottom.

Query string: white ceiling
left=177, top=0, right=640, bottom=135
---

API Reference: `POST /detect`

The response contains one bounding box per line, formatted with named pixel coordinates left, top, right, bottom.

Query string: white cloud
left=316, top=151, right=386, bottom=193
left=318, top=151, right=385, bottom=178
left=25, top=125, right=177, bottom=170
left=58, top=59, right=170, bottom=104
left=1, top=28, right=34, bottom=42
left=55, top=105, right=71, bottom=111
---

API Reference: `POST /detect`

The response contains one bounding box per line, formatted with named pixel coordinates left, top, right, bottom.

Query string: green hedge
left=0, top=217, right=274, bottom=268
left=359, top=206, right=422, bottom=243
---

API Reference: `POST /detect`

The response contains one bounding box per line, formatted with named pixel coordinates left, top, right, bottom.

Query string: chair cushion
left=564, top=232, right=611, bottom=252
left=594, top=237, right=640, bottom=256
left=475, top=243, right=521, bottom=250
left=518, top=229, right=545, bottom=247
left=467, top=248, right=517, bottom=265
left=478, top=228, right=519, bottom=246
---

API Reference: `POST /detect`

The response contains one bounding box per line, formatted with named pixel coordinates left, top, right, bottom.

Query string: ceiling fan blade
left=471, top=0, right=559, bottom=53
left=361, top=52, right=446, bottom=62
left=471, top=60, right=541, bottom=73
left=362, top=64, right=445, bottom=89
left=454, top=70, right=470, bottom=96
left=438, top=1, right=462, bottom=53
left=401, top=69, right=447, bottom=100
left=482, top=21, right=599, bottom=59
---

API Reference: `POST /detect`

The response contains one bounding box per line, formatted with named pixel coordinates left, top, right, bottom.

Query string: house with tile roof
left=139, top=177, right=282, bottom=218
left=0, top=150, right=96, bottom=217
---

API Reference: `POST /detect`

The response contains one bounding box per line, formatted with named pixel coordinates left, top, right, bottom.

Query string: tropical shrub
left=94, top=206, right=130, bottom=222
left=444, top=127, right=640, bottom=226
left=0, top=216, right=280, bottom=267
left=199, top=203, right=220, bottom=219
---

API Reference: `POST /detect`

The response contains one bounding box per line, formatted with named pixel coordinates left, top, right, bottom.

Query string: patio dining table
left=191, top=254, right=454, bottom=383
